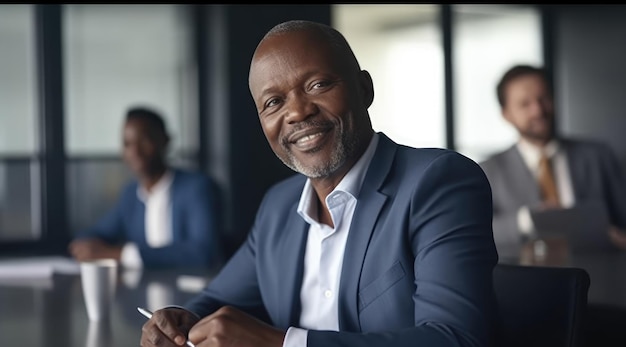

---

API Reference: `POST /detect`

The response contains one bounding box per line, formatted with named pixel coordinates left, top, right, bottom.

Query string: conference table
left=1, top=250, right=626, bottom=347
left=498, top=241, right=626, bottom=309
left=0, top=262, right=215, bottom=347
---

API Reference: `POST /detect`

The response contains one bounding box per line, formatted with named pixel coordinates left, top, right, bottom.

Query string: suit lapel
left=169, top=170, right=180, bottom=241
left=133, top=191, right=147, bottom=245
left=506, top=146, right=542, bottom=205
left=337, top=133, right=393, bottom=332
left=277, top=200, right=309, bottom=328
left=562, top=140, right=586, bottom=199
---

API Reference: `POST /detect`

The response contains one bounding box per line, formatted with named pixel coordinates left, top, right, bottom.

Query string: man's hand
left=68, top=238, right=123, bottom=261
left=141, top=307, right=200, bottom=347
left=519, top=236, right=569, bottom=266
left=188, top=306, right=285, bottom=347
left=608, top=225, right=626, bottom=250
left=538, top=200, right=562, bottom=211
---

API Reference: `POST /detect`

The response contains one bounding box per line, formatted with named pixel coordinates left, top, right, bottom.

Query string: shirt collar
left=137, top=169, right=174, bottom=203
left=297, top=133, right=380, bottom=223
left=516, top=138, right=560, bottom=171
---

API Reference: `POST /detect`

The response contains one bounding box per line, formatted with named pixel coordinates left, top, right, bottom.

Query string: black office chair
left=583, top=303, right=626, bottom=347
left=493, top=263, right=590, bottom=347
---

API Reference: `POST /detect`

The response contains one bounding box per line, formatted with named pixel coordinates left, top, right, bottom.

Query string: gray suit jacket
left=480, top=137, right=626, bottom=254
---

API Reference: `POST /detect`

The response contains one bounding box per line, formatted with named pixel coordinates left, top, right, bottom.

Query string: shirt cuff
left=283, top=327, right=308, bottom=347
left=120, top=242, right=143, bottom=269
left=517, top=205, right=536, bottom=237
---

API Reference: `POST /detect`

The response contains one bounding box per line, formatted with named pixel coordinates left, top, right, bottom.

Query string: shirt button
left=324, top=289, right=333, bottom=298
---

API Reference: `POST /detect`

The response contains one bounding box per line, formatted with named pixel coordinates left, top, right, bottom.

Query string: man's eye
left=313, top=81, right=330, bottom=89
left=266, top=98, right=281, bottom=108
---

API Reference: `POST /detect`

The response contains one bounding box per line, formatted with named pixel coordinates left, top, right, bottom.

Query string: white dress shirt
left=283, top=133, right=379, bottom=347
left=120, top=170, right=174, bottom=269
left=516, top=139, right=575, bottom=236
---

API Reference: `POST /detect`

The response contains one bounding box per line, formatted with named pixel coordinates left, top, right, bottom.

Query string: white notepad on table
left=0, top=256, right=80, bottom=282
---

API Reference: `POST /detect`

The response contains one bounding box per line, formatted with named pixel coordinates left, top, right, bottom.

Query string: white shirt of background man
left=120, top=170, right=174, bottom=268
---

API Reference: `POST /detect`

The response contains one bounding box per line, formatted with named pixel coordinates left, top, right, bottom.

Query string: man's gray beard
left=278, top=130, right=358, bottom=179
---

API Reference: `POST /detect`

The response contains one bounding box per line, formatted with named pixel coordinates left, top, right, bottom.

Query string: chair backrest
left=493, top=263, right=590, bottom=347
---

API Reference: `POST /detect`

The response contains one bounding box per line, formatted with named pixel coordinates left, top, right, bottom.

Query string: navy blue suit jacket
left=185, top=133, right=498, bottom=346
left=77, top=168, right=223, bottom=269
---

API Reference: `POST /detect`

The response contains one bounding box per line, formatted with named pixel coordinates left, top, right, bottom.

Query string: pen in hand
left=137, top=307, right=196, bottom=347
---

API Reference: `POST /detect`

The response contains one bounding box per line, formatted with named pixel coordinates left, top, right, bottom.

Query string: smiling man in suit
left=480, top=64, right=626, bottom=257
left=140, top=20, right=498, bottom=347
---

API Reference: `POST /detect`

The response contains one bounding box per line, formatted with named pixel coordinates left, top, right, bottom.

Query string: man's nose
left=528, top=100, right=547, bottom=119
left=124, top=144, right=143, bottom=158
left=284, top=94, right=318, bottom=124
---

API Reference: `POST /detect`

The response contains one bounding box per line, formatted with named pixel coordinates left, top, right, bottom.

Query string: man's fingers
left=141, top=320, right=177, bottom=347
left=153, top=309, right=191, bottom=346
left=70, top=243, right=95, bottom=261
left=608, top=226, right=626, bottom=250
left=141, top=316, right=184, bottom=347
left=69, top=244, right=88, bottom=260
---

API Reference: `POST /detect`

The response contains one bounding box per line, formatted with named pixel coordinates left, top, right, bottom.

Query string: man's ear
left=359, top=70, right=374, bottom=109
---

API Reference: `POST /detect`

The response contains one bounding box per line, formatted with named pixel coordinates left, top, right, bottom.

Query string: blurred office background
left=1, top=4, right=625, bottom=257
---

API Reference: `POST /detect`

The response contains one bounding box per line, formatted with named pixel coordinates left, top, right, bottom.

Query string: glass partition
left=452, top=4, right=543, bottom=162
left=333, top=4, right=445, bottom=149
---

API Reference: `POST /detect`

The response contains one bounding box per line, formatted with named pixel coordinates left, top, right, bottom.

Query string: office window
left=63, top=4, right=198, bottom=159
left=0, top=4, right=41, bottom=240
left=0, top=5, right=38, bottom=154
left=0, top=161, right=41, bottom=240
left=333, top=4, right=445, bottom=149
left=453, top=4, right=543, bottom=162
left=66, top=160, right=132, bottom=233
left=62, top=4, right=198, bottom=234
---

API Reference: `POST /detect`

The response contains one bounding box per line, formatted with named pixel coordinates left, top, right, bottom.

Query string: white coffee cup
left=80, top=259, right=118, bottom=321
left=86, top=319, right=112, bottom=347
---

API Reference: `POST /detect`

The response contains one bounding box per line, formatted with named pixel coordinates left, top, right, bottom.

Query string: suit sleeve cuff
left=282, top=327, right=308, bottom=347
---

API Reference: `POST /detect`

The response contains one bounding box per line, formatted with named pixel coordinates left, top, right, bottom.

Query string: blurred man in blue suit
left=69, top=107, right=223, bottom=269
left=140, top=20, right=498, bottom=347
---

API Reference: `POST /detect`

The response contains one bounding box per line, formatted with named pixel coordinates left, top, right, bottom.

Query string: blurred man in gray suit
left=480, top=64, right=626, bottom=258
